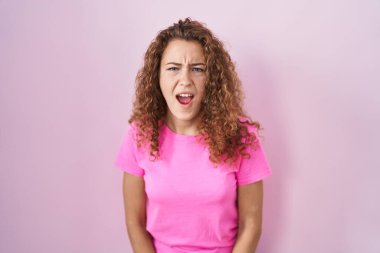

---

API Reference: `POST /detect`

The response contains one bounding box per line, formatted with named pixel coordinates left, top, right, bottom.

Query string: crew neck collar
left=162, top=122, right=201, bottom=141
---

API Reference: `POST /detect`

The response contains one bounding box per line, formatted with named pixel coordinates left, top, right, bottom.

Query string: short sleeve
left=114, top=123, right=145, bottom=177
left=236, top=125, right=272, bottom=186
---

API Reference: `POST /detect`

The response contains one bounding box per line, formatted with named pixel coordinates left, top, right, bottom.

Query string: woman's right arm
left=122, top=172, right=156, bottom=253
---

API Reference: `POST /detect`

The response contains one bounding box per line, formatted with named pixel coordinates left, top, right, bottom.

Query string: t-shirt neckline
left=162, top=122, right=201, bottom=141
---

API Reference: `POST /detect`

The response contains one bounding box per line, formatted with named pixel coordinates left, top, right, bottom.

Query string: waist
left=154, top=239, right=233, bottom=253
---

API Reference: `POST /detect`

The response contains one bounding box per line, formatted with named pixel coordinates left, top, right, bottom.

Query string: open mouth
left=176, top=94, right=194, bottom=105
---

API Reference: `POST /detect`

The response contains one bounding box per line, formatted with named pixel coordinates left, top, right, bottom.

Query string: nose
left=179, top=68, right=192, bottom=86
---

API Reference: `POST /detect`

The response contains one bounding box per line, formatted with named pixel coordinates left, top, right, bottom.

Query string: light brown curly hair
left=129, top=17, right=264, bottom=168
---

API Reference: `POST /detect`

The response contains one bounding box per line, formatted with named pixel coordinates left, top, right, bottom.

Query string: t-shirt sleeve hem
left=237, top=169, right=272, bottom=186
left=114, top=161, right=144, bottom=177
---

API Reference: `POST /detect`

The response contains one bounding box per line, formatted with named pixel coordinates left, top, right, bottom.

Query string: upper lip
left=175, top=92, right=194, bottom=96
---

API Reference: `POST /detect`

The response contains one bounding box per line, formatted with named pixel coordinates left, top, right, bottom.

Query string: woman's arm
left=123, top=172, right=156, bottom=253
left=232, top=180, right=264, bottom=253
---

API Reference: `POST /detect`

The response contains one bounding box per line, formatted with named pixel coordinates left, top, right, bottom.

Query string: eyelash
left=193, top=68, right=205, bottom=72
left=167, top=67, right=205, bottom=72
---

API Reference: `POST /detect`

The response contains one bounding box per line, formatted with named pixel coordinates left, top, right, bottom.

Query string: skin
left=123, top=38, right=264, bottom=253
left=232, top=181, right=264, bottom=253
left=159, top=39, right=207, bottom=136
left=123, top=174, right=155, bottom=253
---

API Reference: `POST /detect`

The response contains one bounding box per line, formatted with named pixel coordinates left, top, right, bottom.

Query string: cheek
left=159, top=85, right=174, bottom=107
left=159, top=74, right=170, bottom=97
left=159, top=84, right=169, bottom=100
left=196, top=81, right=206, bottom=98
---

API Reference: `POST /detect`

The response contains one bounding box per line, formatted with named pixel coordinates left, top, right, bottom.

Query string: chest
left=137, top=141, right=238, bottom=206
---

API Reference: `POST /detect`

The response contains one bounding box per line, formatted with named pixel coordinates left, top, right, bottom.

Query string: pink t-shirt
left=114, top=118, right=272, bottom=253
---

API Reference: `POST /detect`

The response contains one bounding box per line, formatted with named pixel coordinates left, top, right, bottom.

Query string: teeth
left=177, top=93, right=193, bottom=97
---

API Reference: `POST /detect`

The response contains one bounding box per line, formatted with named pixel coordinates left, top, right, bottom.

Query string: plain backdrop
left=1, top=0, right=379, bottom=252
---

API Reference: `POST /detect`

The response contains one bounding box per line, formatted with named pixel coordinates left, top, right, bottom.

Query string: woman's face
left=159, top=39, right=206, bottom=126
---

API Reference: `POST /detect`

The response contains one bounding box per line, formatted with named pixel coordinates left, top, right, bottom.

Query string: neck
left=164, top=114, right=201, bottom=136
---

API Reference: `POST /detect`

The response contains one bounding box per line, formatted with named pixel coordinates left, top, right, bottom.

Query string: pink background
left=1, top=0, right=379, bottom=252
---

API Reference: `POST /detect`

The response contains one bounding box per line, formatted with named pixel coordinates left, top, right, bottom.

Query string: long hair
left=129, top=17, right=263, bottom=168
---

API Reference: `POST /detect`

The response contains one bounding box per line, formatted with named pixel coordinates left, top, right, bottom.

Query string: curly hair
left=129, top=17, right=264, bottom=168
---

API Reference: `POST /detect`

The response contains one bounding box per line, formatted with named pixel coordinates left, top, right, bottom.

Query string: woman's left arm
left=232, top=180, right=264, bottom=253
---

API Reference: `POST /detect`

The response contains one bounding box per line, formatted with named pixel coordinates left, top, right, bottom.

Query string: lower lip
left=176, top=96, right=194, bottom=107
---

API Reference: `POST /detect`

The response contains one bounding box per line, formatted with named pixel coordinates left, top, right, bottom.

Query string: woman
left=115, top=18, right=272, bottom=253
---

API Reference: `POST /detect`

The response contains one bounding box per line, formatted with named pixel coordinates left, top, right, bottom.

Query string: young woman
left=115, top=18, right=273, bottom=253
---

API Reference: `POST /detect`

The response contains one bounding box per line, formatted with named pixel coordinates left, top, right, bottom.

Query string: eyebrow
left=165, top=62, right=206, bottom=66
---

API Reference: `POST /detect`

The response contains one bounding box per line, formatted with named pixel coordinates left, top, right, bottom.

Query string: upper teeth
left=178, top=94, right=193, bottom=97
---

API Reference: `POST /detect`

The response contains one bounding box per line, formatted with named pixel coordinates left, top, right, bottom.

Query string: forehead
left=161, top=39, right=205, bottom=62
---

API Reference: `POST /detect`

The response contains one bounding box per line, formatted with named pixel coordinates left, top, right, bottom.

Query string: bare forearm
left=126, top=224, right=156, bottom=253
left=232, top=224, right=262, bottom=253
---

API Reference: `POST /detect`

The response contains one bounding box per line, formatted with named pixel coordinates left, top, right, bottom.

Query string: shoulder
left=237, top=116, right=263, bottom=151
left=128, top=120, right=139, bottom=131
left=238, top=116, right=259, bottom=135
left=126, top=121, right=140, bottom=138
left=119, top=121, right=139, bottom=149
left=127, top=120, right=151, bottom=151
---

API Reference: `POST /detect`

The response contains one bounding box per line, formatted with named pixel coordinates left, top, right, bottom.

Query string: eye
left=167, top=67, right=179, bottom=71
left=192, top=67, right=205, bottom=72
